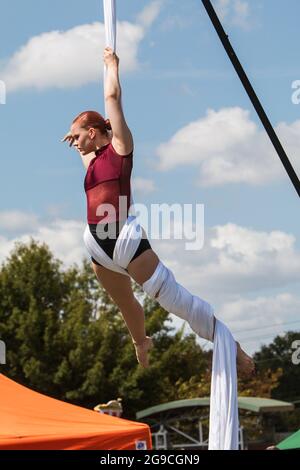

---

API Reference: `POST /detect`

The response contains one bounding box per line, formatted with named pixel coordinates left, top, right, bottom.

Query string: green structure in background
left=277, top=429, right=300, bottom=450
left=137, top=397, right=294, bottom=420
left=137, top=397, right=295, bottom=450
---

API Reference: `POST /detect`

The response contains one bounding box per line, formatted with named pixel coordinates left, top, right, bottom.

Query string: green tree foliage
left=0, top=239, right=211, bottom=418
left=0, top=238, right=66, bottom=393
left=253, top=332, right=300, bottom=403
left=252, top=332, right=300, bottom=433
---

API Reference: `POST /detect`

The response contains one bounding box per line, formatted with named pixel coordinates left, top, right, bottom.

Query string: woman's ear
left=88, top=128, right=96, bottom=140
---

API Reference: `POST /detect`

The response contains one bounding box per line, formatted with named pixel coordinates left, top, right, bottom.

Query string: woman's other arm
left=61, top=132, right=94, bottom=170
left=77, top=149, right=95, bottom=170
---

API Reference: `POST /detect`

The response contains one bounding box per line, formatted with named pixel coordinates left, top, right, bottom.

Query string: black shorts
left=89, top=222, right=151, bottom=267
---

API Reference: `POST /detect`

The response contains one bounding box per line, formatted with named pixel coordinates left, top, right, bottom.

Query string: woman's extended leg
left=128, top=249, right=214, bottom=341
left=91, top=261, right=152, bottom=367
left=127, top=249, right=255, bottom=376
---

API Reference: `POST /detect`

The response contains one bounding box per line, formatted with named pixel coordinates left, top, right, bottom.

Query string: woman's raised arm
left=103, top=47, right=133, bottom=156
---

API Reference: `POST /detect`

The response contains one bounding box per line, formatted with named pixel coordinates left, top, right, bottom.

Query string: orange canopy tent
left=0, top=374, right=152, bottom=450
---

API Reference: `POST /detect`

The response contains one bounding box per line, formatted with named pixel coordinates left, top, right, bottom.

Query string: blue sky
left=0, top=0, right=299, bottom=354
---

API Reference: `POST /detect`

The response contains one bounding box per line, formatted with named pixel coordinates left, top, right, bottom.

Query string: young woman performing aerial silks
left=61, top=2, right=254, bottom=449
left=62, top=46, right=254, bottom=377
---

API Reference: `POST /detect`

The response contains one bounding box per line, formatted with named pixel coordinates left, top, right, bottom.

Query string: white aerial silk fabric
left=103, top=0, right=116, bottom=116
left=142, top=261, right=215, bottom=342
left=209, top=320, right=239, bottom=450
left=142, top=261, right=239, bottom=449
left=103, top=0, right=116, bottom=51
left=93, top=0, right=239, bottom=450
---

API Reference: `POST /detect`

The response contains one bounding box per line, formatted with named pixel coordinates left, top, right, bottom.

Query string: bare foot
left=236, top=342, right=255, bottom=378
left=133, top=336, right=153, bottom=368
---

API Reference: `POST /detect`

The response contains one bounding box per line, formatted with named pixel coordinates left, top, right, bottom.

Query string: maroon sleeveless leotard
left=84, top=143, right=151, bottom=265
left=84, top=143, right=133, bottom=224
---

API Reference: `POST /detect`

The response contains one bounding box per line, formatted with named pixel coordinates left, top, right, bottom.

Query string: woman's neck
left=95, top=136, right=111, bottom=151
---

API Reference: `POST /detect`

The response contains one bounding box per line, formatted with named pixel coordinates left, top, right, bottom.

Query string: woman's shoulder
left=110, top=139, right=133, bottom=158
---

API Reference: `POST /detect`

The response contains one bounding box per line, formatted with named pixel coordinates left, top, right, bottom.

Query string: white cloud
left=219, top=293, right=300, bottom=354
left=45, top=203, right=70, bottom=218
left=159, top=14, right=191, bottom=33
left=0, top=218, right=86, bottom=269
left=208, top=223, right=300, bottom=292
left=137, top=0, right=163, bottom=29
left=220, top=293, right=300, bottom=332
left=232, top=0, right=250, bottom=29
left=214, top=0, right=231, bottom=21
left=151, top=222, right=300, bottom=299
left=0, top=210, right=39, bottom=231
left=1, top=2, right=162, bottom=92
left=156, top=107, right=300, bottom=187
left=132, top=177, right=156, bottom=194
left=213, top=0, right=252, bottom=30
left=1, top=23, right=141, bottom=91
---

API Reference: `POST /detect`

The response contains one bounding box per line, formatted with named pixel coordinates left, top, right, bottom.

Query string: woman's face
left=70, top=123, right=97, bottom=155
